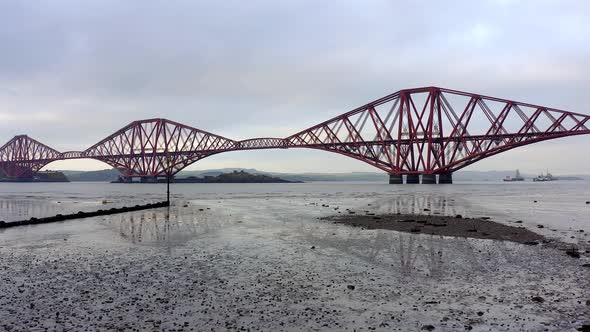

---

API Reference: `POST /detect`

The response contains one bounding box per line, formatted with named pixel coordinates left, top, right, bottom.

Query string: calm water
left=1, top=181, right=588, bottom=240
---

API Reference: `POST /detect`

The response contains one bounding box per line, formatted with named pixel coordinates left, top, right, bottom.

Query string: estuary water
left=1, top=181, right=588, bottom=241
left=0, top=181, right=589, bottom=331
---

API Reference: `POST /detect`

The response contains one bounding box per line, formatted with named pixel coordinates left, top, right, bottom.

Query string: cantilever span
left=1, top=86, right=589, bottom=183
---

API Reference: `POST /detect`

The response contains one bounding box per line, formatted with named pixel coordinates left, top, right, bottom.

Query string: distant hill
left=177, top=168, right=388, bottom=182
left=57, top=167, right=588, bottom=182
left=174, top=170, right=300, bottom=183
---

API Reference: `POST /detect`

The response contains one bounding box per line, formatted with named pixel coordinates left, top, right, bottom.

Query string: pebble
left=565, top=248, right=581, bottom=258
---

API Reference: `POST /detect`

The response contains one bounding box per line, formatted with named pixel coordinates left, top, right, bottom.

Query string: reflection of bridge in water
left=0, top=199, right=104, bottom=223
left=0, top=198, right=161, bottom=223
left=108, top=207, right=226, bottom=246
left=371, top=194, right=463, bottom=216
left=2, top=86, right=589, bottom=184
left=300, top=224, right=522, bottom=282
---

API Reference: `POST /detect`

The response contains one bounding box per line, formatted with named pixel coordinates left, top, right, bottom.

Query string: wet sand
left=0, top=188, right=589, bottom=331
left=325, top=213, right=547, bottom=244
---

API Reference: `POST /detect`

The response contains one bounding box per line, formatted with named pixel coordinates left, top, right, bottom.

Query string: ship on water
left=503, top=169, right=525, bottom=182
left=533, top=170, right=558, bottom=182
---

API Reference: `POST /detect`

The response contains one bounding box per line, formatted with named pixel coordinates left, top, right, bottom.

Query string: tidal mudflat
left=326, top=213, right=548, bottom=245
left=0, top=182, right=589, bottom=331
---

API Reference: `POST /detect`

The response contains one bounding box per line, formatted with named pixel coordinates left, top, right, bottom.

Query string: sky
left=0, top=0, right=589, bottom=174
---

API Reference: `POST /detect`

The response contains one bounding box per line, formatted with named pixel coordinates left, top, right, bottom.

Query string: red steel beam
left=1, top=87, right=589, bottom=178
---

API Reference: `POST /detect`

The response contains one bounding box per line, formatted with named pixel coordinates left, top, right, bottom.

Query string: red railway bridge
left=1, top=86, right=589, bottom=184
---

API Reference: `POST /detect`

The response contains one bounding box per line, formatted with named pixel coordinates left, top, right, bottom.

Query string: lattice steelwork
left=83, top=119, right=236, bottom=177
left=236, top=138, right=287, bottom=149
left=1, top=87, right=589, bottom=180
left=0, top=135, right=62, bottom=178
left=287, top=87, right=590, bottom=174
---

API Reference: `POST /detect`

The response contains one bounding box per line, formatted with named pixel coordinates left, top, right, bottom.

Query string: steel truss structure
left=1, top=87, right=589, bottom=180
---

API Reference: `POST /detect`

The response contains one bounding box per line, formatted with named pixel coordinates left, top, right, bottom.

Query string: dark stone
left=537, top=225, right=544, bottom=229
left=423, top=208, right=430, bottom=211
left=523, top=241, right=539, bottom=246
left=586, top=201, right=590, bottom=204
left=533, top=200, right=538, bottom=203
left=421, top=325, right=435, bottom=331
left=515, top=220, right=523, bottom=223
left=583, top=263, right=590, bottom=268
left=577, top=324, right=590, bottom=332
left=455, top=214, right=463, bottom=219
left=347, top=285, right=355, bottom=290
left=566, top=248, right=581, bottom=258
left=477, top=311, right=484, bottom=316
left=481, top=217, right=491, bottom=220
left=310, top=246, right=315, bottom=249
left=531, top=296, right=545, bottom=303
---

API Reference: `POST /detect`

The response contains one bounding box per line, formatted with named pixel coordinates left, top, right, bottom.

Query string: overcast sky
left=1, top=0, right=589, bottom=174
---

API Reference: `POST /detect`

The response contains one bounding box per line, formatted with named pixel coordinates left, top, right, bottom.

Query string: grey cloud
left=0, top=0, right=589, bottom=172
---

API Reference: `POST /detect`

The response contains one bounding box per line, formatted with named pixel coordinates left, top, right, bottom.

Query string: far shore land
left=324, top=213, right=551, bottom=245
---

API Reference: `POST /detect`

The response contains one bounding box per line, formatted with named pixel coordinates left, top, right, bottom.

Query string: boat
left=533, top=170, right=558, bottom=182
left=503, top=169, right=525, bottom=182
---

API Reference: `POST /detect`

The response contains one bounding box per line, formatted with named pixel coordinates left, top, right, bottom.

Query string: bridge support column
left=406, top=174, right=419, bottom=184
left=140, top=176, right=159, bottom=183
left=421, top=174, right=437, bottom=184
left=388, top=173, right=403, bottom=184
left=438, top=172, right=453, bottom=184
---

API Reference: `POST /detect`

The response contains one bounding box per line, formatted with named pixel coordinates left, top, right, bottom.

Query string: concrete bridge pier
left=421, top=174, right=437, bottom=184
left=140, top=176, right=159, bottom=183
left=438, top=172, right=453, bottom=184
left=406, top=174, right=420, bottom=184
left=388, top=173, right=403, bottom=184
